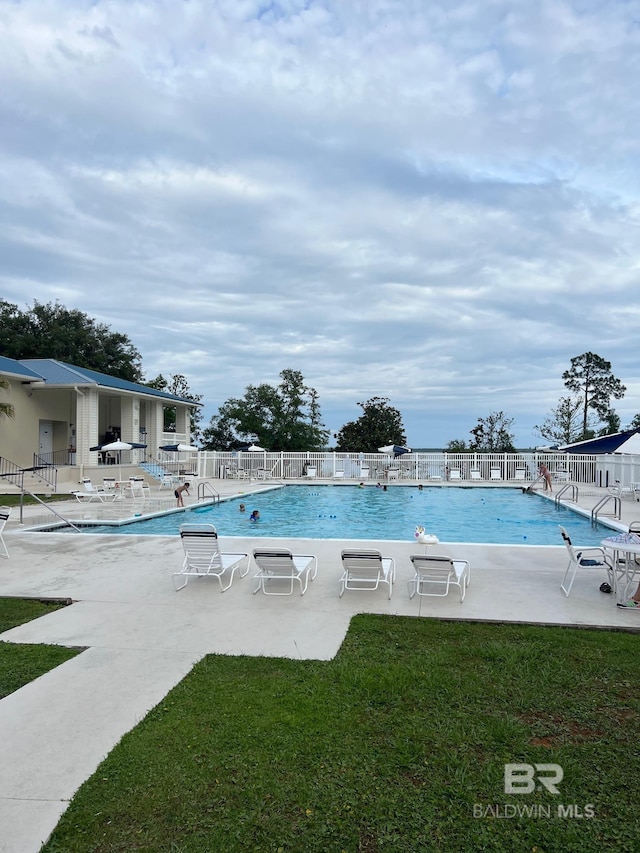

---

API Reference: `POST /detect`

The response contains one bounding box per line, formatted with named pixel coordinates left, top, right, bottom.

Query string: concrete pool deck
left=1, top=479, right=640, bottom=852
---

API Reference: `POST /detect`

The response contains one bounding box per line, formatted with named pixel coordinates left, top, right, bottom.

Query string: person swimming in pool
left=239, top=503, right=246, bottom=512
left=250, top=510, right=260, bottom=521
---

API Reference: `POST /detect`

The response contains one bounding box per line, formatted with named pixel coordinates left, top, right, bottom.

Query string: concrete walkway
left=1, top=480, right=639, bottom=852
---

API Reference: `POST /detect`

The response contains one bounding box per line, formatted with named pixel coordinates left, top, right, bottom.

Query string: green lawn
left=0, top=597, right=81, bottom=699
left=0, top=493, right=74, bottom=507
left=41, top=616, right=640, bottom=852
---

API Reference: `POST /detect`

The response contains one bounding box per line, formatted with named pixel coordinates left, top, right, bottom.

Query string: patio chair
left=608, top=481, right=636, bottom=501
left=71, top=478, right=117, bottom=503
left=559, top=526, right=614, bottom=597
left=127, top=477, right=151, bottom=500
left=409, top=554, right=470, bottom=602
left=0, top=506, right=10, bottom=558
left=513, top=469, right=527, bottom=481
left=490, top=467, right=502, bottom=481
left=339, top=549, right=395, bottom=599
left=470, top=469, right=483, bottom=481
left=252, top=548, right=318, bottom=595
left=173, top=524, right=249, bottom=592
left=159, top=473, right=179, bottom=489
left=449, top=469, right=462, bottom=481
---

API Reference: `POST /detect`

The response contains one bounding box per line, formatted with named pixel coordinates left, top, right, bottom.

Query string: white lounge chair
left=513, top=469, right=527, bottom=481
left=252, top=548, right=318, bottom=595
left=339, top=549, right=395, bottom=599
left=470, top=469, right=483, bottom=481
left=409, top=554, right=470, bottom=602
left=449, top=469, right=462, bottom=481
left=173, top=524, right=249, bottom=592
left=71, top=478, right=117, bottom=503
left=490, top=467, right=501, bottom=481
left=559, top=526, right=614, bottom=597
left=0, top=506, right=10, bottom=558
left=159, top=474, right=179, bottom=489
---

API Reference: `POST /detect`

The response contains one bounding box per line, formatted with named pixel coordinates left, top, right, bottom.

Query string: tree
left=0, top=300, right=144, bottom=382
left=445, top=439, right=469, bottom=453
left=201, top=369, right=329, bottom=451
left=628, top=414, right=640, bottom=431
left=335, top=397, right=406, bottom=452
left=534, top=396, right=586, bottom=446
left=0, top=376, right=14, bottom=420
left=598, top=408, right=621, bottom=437
left=562, top=352, right=626, bottom=438
left=468, top=411, right=515, bottom=452
left=147, top=373, right=203, bottom=441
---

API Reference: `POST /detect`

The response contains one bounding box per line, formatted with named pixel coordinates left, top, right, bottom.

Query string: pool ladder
left=554, top=484, right=579, bottom=505
left=197, top=482, right=220, bottom=503
left=590, top=494, right=621, bottom=523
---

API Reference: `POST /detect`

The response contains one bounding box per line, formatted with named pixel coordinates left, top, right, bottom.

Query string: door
left=39, top=421, right=54, bottom=458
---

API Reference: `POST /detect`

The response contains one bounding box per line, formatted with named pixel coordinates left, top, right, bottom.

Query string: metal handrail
left=555, top=484, right=579, bottom=505
left=17, top=490, right=81, bottom=531
left=591, top=494, right=621, bottom=523
left=197, top=482, right=219, bottom=503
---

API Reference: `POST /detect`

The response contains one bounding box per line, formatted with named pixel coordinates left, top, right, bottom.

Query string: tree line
left=1, top=301, right=637, bottom=450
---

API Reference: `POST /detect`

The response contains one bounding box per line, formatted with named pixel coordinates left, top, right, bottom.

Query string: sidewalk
left=1, top=481, right=639, bottom=852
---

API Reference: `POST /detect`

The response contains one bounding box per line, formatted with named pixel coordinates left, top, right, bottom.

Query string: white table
left=601, top=536, right=640, bottom=602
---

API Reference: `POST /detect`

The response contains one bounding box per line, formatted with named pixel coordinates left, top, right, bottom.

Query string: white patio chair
left=0, top=506, right=10, bottom=558
left=449, top=469, right=462, bottom=481
left=127, top=477, right=151, bottom=500
left=409, top=554, right=470, bottom=602
left=339, top=549, right=395, bottom=599
left=173, top=524, right=249, bottom=592
left=252, top=548, right=318, bottom=595
left=159, top=474, right=179, bottom=489
left=513, top=469, right=527, bottom=481
left=559, top=526, right=614, bottom=597
left=470, top=469, right=483, bottom=481
left=490, top=467, right=502, bottom=481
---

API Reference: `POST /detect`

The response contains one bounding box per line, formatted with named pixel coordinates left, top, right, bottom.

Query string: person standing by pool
left=175, top=482, right=190, bottom=507
left=539, top=463, right=552, bottom=492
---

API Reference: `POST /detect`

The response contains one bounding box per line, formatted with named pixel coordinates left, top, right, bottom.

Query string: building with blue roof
left=0, top=357, right=200, bottom=477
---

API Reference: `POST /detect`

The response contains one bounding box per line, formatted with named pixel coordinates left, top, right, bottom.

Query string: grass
left=40, top=616, right=640, bottom=853
left=0, top=597, right=81, bottom=699
left=0, top=493, right=73, bottom=507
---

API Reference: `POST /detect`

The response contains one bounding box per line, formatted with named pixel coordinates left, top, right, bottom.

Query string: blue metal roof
left=17, top=359, right=199, bottom=405
left=559, top=430, right=640, bottom=454
left=0, top=356, right=45, bottom=380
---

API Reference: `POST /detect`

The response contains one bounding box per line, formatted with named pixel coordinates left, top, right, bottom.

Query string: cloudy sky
left=2, top=0, right=640, bottom=448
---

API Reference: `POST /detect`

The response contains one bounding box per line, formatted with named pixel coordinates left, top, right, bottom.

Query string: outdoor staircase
left=0, top=456, right=58, bottom=493
left=138, top=460, right=170, bottom=481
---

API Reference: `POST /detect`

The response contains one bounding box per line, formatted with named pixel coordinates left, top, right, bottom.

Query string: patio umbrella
left=245, top=443, right=267, bottom=474
left=378, top=444, right=412, bottom=458
left=89, top=440, right=147, bottom=480
left=159, top=443, right=199, bottom=452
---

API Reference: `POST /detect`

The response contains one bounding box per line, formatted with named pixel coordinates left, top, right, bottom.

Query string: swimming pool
left=56, top=485, right=615, bottom=546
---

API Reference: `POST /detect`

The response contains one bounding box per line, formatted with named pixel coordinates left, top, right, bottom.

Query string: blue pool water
left=61, top=485, right=615, bottom=545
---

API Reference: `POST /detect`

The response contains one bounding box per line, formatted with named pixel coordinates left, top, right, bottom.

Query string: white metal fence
left=187, top=451, right=621, bottom=484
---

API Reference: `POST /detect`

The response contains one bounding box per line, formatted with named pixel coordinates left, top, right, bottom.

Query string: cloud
left=1, top=0, right=640, bottom=446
